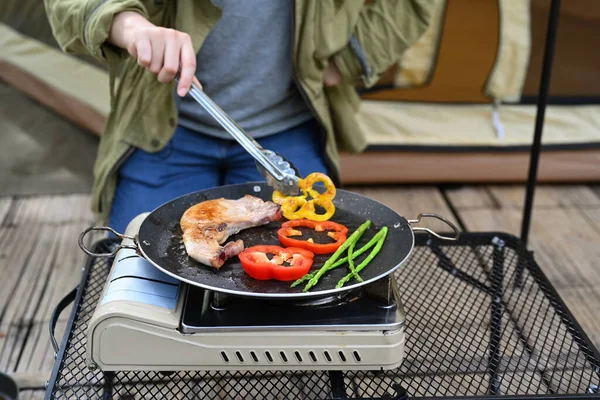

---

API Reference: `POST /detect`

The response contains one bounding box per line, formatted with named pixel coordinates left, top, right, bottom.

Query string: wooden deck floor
left=1, top=184, right=599, bottom=398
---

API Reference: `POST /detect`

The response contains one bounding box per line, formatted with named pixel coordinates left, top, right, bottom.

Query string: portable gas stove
left=86, top=214, right=406, bottom=373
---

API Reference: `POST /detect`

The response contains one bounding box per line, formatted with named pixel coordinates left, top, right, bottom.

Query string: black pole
left=520, top=0, right=561, bottom=245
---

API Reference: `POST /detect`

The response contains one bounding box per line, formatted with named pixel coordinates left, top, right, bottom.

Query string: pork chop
left=180, top=195, right=281, bottom=268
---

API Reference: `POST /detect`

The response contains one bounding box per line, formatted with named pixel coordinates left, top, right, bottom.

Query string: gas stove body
left=86, top=214, right=406, bottom=372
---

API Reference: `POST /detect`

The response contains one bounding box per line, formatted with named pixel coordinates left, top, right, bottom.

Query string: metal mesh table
left=45, top=232, right=600, bottom=399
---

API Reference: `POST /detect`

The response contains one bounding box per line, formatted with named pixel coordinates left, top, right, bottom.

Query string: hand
left=323, top=60, right=342, bottom=87
left=109, top=11, right=200, bottom=96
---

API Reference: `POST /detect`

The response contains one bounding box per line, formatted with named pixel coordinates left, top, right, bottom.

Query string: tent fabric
left=484, top=0, right=532, bottom=102
left=393, top=0, right=446, bottom=88
left=394, top=0, right=532, bottom=104
left=356, top=101, right=600, bottom=147
left=522, top=0, right=600, bottom=98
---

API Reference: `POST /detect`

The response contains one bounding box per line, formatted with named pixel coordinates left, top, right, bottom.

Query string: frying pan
left=79, top=182, right=459, bottom=299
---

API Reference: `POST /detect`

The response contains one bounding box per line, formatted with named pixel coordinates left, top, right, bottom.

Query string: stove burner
left=210, top=287, right=362, bottom=310
left=180, top=275, right=405, bottom=334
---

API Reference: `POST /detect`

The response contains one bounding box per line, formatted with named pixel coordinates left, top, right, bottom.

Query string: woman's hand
left=109, top=11, right=199, bottom=96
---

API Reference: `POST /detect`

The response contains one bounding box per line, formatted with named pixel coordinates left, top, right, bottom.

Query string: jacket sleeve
left=332, top=0, right=436, bottom=88
left=44, top=0, right=149, bottom=62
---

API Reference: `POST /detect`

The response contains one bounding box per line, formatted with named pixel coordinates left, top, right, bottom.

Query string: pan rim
left=137, top=182, right=416, bottom=299
left=137, top=233, right=414, bottom=299
left=138, top=231, right=414, bottom=299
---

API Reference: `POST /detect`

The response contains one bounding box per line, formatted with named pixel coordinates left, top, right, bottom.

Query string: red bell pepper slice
left=238, top=245, right=315, bottom=281
left=277, top=220, right=348, bottom=254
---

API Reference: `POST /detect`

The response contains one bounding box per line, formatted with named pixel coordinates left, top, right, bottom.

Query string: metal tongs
left=184, top=81, right=301, bottom=196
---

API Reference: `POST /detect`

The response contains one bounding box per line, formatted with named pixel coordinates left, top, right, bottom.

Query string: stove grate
left=46, top=233, right=600, bottom=399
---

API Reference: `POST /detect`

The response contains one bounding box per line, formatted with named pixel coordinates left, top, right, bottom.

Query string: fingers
left=148, top=33, right=165, bottom=74
left=130, top=27, right=197, bottom=94
left=158, top=31, right=181, bottom=84
left=134, top=36, right=152, bottom=69
left=178, top=36, right=197, bottom=95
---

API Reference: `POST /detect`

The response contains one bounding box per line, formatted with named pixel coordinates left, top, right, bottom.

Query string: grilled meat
left=180, top=195, right=281, bottom=268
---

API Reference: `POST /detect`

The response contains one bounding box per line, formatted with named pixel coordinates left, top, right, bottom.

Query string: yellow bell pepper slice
left=272, top=172, right=336, bottom=221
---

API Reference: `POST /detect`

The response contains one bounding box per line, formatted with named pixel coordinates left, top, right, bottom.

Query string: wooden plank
left=0, top=224, right=61, bottom=372
left=0, top=197, right=13, bottom=224
left=16, top=390, right=33, bottom=400
left=488, top=185, right=600, bottom=208
left=16, top=315, right=69, bottom=379
left=0, top=319, right=29, bottom=375
left=458, top=208, right=600, bottom=289
left=0, top=196, right=93, bottom=372
left=17, top=389, right=47, bottom=400
left=581, top=207, right=600, bottom=237
left=25, top=223, right=97, bottom=375
left=0, top=223, right=44, bottom=325
left=443, top=186, right=496, bottom=209
left=12, top=371, right=50, bottom=390
left=33, top=221, right=90, bottom=323
left=7, top=194, right=93, bottom=226
left=0, top=224, right=62, bottom=324
left=591, top=184, right=600, bottom=200
left=348, top=186, right=459, bottom=232
left=15, top=320, right=57, bottom=379
left=555, top=286, right=600, bottom=349
left=0, top=194, right=93, bottom=318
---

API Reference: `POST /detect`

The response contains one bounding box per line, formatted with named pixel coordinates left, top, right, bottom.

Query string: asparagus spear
left=335, top=226, right=388, bottom=288
left=346, top=234, right=363, bottom=282
left=290, top=223, right=383, bottom=288
left=302, top=220, right=371, bottom=292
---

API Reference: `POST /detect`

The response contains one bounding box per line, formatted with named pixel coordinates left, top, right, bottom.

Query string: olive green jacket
left=44, top=0, right=434, bottom=223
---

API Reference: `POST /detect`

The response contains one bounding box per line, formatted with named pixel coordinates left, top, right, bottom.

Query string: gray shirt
left=175, top=0, right=313, bottom=139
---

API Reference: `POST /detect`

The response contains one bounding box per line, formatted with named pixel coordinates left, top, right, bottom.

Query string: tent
left=1, top=0, right=599, bottom=184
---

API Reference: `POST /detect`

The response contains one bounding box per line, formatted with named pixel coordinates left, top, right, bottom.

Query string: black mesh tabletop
left=45, top=233, right=600, bottom=399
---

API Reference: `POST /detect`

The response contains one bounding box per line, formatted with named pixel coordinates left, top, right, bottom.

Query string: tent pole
left=520, top=0, right=561, bottom=246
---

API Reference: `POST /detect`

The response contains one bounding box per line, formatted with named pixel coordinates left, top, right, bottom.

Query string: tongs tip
left=257, top=150, right=302, bottom=196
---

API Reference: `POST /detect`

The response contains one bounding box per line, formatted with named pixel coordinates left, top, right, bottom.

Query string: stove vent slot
left=224, top=349, right=362, bottom=365
left=280, top=351, right=288, bottom=363
left=265, top=351, right=274, bottom=363
left=220, top=351, right=230, bottom=363
left=235, top=351, right=244, bottom=363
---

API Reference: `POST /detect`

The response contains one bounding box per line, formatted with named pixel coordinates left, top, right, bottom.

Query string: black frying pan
left=79, top=182, right=459, bottom=299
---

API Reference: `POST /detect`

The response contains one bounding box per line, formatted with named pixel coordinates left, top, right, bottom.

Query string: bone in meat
left=180, top=195, right=281, bottom=268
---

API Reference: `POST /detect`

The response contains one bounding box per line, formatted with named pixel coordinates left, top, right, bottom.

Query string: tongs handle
left=186, top=83, right=286, bottom=181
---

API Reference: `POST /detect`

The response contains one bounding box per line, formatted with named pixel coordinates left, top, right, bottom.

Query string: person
left=44, top=0, right=435, bottom=233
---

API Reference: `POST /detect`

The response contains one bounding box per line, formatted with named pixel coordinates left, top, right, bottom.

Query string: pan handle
left=407, top=213, right=460, bottom=241
left=78, top=226, right=138, bottom=257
